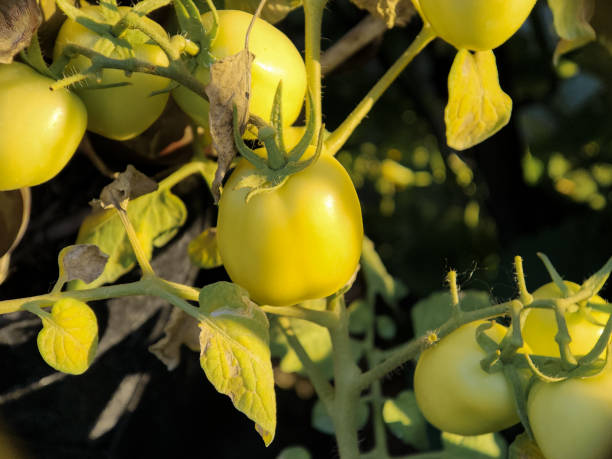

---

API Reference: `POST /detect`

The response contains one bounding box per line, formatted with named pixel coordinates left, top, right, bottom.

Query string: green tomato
left=418, top=0, right=537, bottom=51
left=522, top=281, right=610, bottom=358
left=528, top=361, right=612, bottom=459
left=217, top=146, right=363, bottom=306
left=0, top=62, right=87, bottom=191
left=172, top=10, right=307, bottom=128
left=414, top=321, right=519, bottom=435
left=53, top=5, right=170, bottom=140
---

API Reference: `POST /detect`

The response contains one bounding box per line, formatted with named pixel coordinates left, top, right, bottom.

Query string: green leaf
left=72, top=189, right=187, bottom=289
left=34, top=298, right=99, bottom=375
left=509, top=433, right=546, bottom=459
left=547, top=0, right=596, bottom=62
left=376, top=315, right=397, bottom=340
left=276, top=446, right=311, bottom=459
left=382, top=390, right=429, bottom=450
left=441, top=432, right=508, bottom=459
left=361, top=236, right=408, bottom=307
left=445, top=49, right=512, bottom=151
left=348, top=299, right=373, bottom=335
left=222, top=0, right=302, bottom=24
left=311, top=398, right=369, bottom=435
left=188, top=227, right=223, bottom=269
left=411, top=290, right=491, bottom=338
left=198, top=282, right=276, bottom=446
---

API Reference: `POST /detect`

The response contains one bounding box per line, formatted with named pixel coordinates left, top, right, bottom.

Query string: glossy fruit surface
left=414, top=321, right=519, bottom=435
left=522, top=281, right=609, bottom=358
left=0, top=62, right=87, bottom=191
left=419, top=0, right=537, bottom=51
left=528, top=362, right=612, bottom=459
left=53, top=5, right=169, bottom=140
left=172, top=10, right=307, bottom=128
left=217, top=147, right=363, bottom=306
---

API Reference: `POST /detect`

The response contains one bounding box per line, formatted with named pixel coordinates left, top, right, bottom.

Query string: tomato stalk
left=302, top=0, right=326, bottom=139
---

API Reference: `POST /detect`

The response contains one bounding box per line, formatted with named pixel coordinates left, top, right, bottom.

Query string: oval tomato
left=414, top=321, right=519, bottom=435
left=528, top=361, right=612, bottom=459
left=418, top=0, right=537, bottom=51
left=53, top=5, right=170, bottom=140
left=0, top=62, right=87, bottom=191
left=172, top=10, right=307, bottom=129
left=522, top=281, right=610, bottom=358
left=217, top=146, right=363, bottom=306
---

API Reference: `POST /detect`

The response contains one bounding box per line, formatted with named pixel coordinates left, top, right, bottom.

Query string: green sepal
left=20, top=34, right=55, bottom=79
left=56, top=0, right=114, bottom=37
left=173, top=0, right=215, bottom=66
left=270, top=81, right=286, bottom=152
left=503, top=364, right=534, bottom=439
left=537, top=252, right=570, bottom=297
left=287, top=90, right=316, bottom=162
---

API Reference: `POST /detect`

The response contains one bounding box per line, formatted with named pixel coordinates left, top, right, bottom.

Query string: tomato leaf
left=445, top=49, right=512, bottom=151
left=311, top=398, right=369, bottom=434
left=547, top=0, right=596, bottom=63
left=0, top=0, right=42, bottom=64
left=188, top=227, right=223, bottom=269
left=508, top=433, right=546, bottom=459
left=0, top=188, right=30, bottom=257
left=350, top=0, right=415, bottom=28
left=72, top=189, right=187, bottom=289
left=198, top=282, right=276, bottom=446
left=222, top=0, right=303, bottom=25
left=441, top=432, right=508, bottom=458
left=276, top=446, right=311, bottom=459
left=361, top=236, right=407, bottom=307
left=96, top=165, right=159, bottom=211
left=57, top=244, right=108, bottom=285
left=383, top=390, right=429, bottom=450
left=31, top=298, right=99, bottom=375
left=149, top=308, right=200, bottom=371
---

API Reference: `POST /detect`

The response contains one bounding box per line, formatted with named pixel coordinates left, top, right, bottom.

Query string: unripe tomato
left=173, top=10, right=307, bottom=128
left=217, top=146, right=363, bottom=306
left=528, top=361, right=612, bottom=459
left=0, top=62, right=87, bottom=191
left=522, top=281, right=609, bottom=358
left=414, top=321, right=519, bottom=435
left=53, top=5, right=170, bottom=140
left=418, top=0, right=537, bottom=51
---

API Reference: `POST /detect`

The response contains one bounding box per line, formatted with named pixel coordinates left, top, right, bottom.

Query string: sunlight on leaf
left=382, top=390, right=429, bottom=450
left=35, top=299, right=98, bottom=375
left=441, top=432, right=507, bottom=458
left=361, top=236, right=407, bottom=307
left=188, top=227, right=223, bottom=269
left=198, top=282, right=276, bottom=446
left=445, top=49, right=512, bottom=151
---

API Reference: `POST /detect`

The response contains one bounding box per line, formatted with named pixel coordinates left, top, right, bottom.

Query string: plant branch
left=303, top=0, right=326, bottom=139
left=261, top=305, right=338, bottom=329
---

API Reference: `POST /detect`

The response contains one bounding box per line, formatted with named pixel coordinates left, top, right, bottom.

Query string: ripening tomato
left=418, top=0, right=537, bottom=51
left=528, top=361, right=612, bottom=459
left=53, top=5, right=170, bottom=140
left=217, top=145, right=363, bottom=306
left=172, top=10, right=307, bottom=128
left=0, top=62, right=87, bottom=191
left=522, top=281, right=610, bottom=358
left=414, top=321, right=519, bottom=435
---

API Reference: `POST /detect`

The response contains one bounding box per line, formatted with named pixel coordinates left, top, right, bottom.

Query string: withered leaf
left=350, top=0, right=415, bottom=28
left=58, top=244, right=109, bottom=284
left=149, top=308, right=200, bottom=371
left=0, top=0, right=42, bottom=64
left=205, top=49, right=254, bottom=202
left=0, top=188, right=31, bottom=257
left=95, top=165, right=158, bottom=210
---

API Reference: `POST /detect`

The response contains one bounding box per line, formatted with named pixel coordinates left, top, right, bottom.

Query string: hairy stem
left=303, top=0, right=326, bottom=139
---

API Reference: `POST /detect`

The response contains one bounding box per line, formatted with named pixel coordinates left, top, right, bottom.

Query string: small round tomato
left=414, top=321, right=519, bottom=435
left=53, top=5, right=170, bottom=140
left=0, top=62, right=87, bottom=191
left=173, top=10, right=307, bottom=129
left=418, top=0, right=537, bottom=51
left=217, top=146, right=363, bottom=306
left=522, top=281, right=610, bottom=358
left=528, top=362, right=612, bottom=459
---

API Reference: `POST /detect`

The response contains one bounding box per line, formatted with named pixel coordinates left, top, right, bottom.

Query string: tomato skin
left=0, top=62, right=87, bottom=191
left=419, top=0, right=537, bottom=51
left=53, top=5, right=170, bottom=141
left=528, top=362, right=612, bottom=459
left=217, top=148, right=363, bottom=306
left=172, top=10, right=307, bottom=128
left=414, top=321, right=519, bottom=435
left=522, top=281, right=609, bottom=358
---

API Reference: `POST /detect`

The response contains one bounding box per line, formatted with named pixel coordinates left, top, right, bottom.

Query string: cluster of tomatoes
left=414, top=281, right=612, bottom=459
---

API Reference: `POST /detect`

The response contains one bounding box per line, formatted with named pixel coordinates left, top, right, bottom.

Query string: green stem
left=325, top=25, right=436, bottom=156
left=158, top=160, right=215, bottom=191
left=132, top=0, right=172, bottom=15
left=303, top=0, right=326, bottom=139
left=261, top=305, right=338, bottom=329
left=514, top=255, right=533, bottom=305
left=116, top=209, right=155, bottom=277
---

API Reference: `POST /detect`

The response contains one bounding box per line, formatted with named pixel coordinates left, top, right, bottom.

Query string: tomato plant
left=522, top=281, right=610, bottom=358
left=0, top=62, right=87, bottom=191
left=528, top=361, right=612, bottom=459
left=216, top=145, right=363, bottom=306
left=418, top=0, right=537, bottom=51
left=172, top=9, right=307, bottom=128
left=413, top=321, right=519, bottom=435
left=53, top=4, right=170, bottom=140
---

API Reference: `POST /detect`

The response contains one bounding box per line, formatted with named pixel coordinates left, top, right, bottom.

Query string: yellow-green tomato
left=217, top=147, right=363, bottom=306
left=522, top=281, right=609, bottom=358
left=0, top=62, right=87, bottom=191
left=172, top=10, right=307, bottom=128
left=414, top=321, right=519, bottom=435
left=528, top=362, right=612, bottom=459
left=419, top=0, right=537, bottom=51
left=53, top=5, right=170, bottom=140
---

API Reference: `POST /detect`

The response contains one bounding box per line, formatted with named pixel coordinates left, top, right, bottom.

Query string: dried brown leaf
left=0, top=188, right=30, bottom=257
left=0, top=0, right=42, bottom=63
left=95, top=165, right=158, bottom=210
left=58, top=244, right=109, bottom=284
left=149, top=308, right=200, bottom=370
left=350, top=0, right=415, bottom=28
left=205, top=49, right=254, bottom=202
